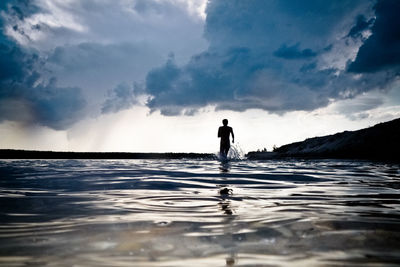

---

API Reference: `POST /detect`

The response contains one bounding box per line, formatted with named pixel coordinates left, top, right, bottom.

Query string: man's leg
left=220, top=143, right=227, bottom=157
left=223, top=146, right=229, bottom=157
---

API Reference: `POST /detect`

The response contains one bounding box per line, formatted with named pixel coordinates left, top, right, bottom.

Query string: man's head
left=222, top=119, right=228, bottom=126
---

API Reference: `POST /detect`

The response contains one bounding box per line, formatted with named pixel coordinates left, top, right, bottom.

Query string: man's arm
left=231, top=128, right=235, bottom=143
left=218, top=127, right=221, bottom=138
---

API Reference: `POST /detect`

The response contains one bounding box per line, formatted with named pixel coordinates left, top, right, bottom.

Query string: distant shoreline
left=0, top=147, right=398, bottom=161
left=0, top=149, right=216, bottom=160
left=2, top=118, right=399, bottom=161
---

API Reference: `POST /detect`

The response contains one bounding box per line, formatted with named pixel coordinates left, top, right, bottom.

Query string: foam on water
left=0, top=159, right=400, bottom=266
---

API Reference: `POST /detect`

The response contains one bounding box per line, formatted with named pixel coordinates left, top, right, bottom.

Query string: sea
left=0, top=154, right=400, bottom=266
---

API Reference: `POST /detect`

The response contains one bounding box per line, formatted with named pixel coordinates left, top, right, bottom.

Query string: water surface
left=0, top=159, right=400, bottom=266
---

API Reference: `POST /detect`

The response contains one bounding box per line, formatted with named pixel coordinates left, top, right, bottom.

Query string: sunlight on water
left=0, top=159, right=400, bottom=266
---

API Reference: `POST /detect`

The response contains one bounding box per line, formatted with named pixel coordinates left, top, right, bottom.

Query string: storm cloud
left=0, top=44, right=86, bottom=129
left=0, top=2, right=86, bottom=130
left=273, top=44, right=317, bottom=60
left=1, top=0, right=399, bottom=129
left=145, top=0, right=399, bottom=116
left=348, top=0, right=400, bottom=73
left=101, top=82, right=145, bottom=114
left=0, top=0, right=206, bottom=128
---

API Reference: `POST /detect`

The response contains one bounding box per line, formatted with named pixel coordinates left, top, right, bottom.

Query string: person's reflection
left=219, top=198, right=233, bottom=216
left=226, top=256, right=235, bottom=266
left=219, top=186, right=233, bottom=215
left=219, top=161, right=230, bottom=173
left=218, top=187, right=237, bottom=266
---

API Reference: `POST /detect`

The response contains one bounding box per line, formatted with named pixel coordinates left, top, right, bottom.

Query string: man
left=218, top=119, right=234, bottom=157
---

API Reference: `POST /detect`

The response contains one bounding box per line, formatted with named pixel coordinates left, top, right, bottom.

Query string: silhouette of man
left=218, top=119, right=234, bottom=157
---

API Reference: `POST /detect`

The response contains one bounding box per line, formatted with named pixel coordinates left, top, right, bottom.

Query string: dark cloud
left=348, top=0, right=400, bottom=73
left=0, top=0, right=40, bottom=35
left=146, top=46, right=336, bottom=115
left=203, top=0, right=367, bottom=48
left=3, top=0, right=397, bottom=126
left=1, top=0, right=208, bottom=125
left=0, top=42, right=26, bottom=80
left=145, top=0, right=381, bottom=115
left=24, top=80, right=86, bottom=130
left=45, top=41, right=166, bottom=118
left=273, top=43, right=317, bottom=60
left=347, top=15, right=375, bottom=39
left=0, top=0, right=38, bottom=18
left=0, top=3, right=86, bottom=130
left=0, top=41, right=86, bottom=129
left=48, top=42, right=161, bottom=81
left=101, top=83, right=144, bottom=114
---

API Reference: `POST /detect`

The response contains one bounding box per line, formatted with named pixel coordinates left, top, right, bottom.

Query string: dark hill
left=247, top=118, right=400, bottom=161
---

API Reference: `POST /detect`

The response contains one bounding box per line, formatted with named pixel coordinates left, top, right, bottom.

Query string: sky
left=0, top=0, right=399, bottom=153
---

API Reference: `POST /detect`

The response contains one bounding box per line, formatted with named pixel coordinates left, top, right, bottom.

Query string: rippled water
left=0, top=159, right=400, bottom=266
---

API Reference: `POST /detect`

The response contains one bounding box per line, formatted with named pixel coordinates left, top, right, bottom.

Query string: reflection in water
left=0, top=159, right=400, bottom=266
left=218, top=185, right=237, bottom=266
left=220, top=201, right=234, bottom=216
left=226, top=256, right=235, bottom=266
left=219, top=161, right=230, bottom=173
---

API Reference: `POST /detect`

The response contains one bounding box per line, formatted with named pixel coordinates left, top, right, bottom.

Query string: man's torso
left=219, top=126, right=232, bottom=143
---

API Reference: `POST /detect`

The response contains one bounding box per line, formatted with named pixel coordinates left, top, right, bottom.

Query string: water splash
left=228, top=143, right=246, bottom=160
left=215, top=143, right=246, bottom=161
left=213, top=143, right=245, bottom=161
